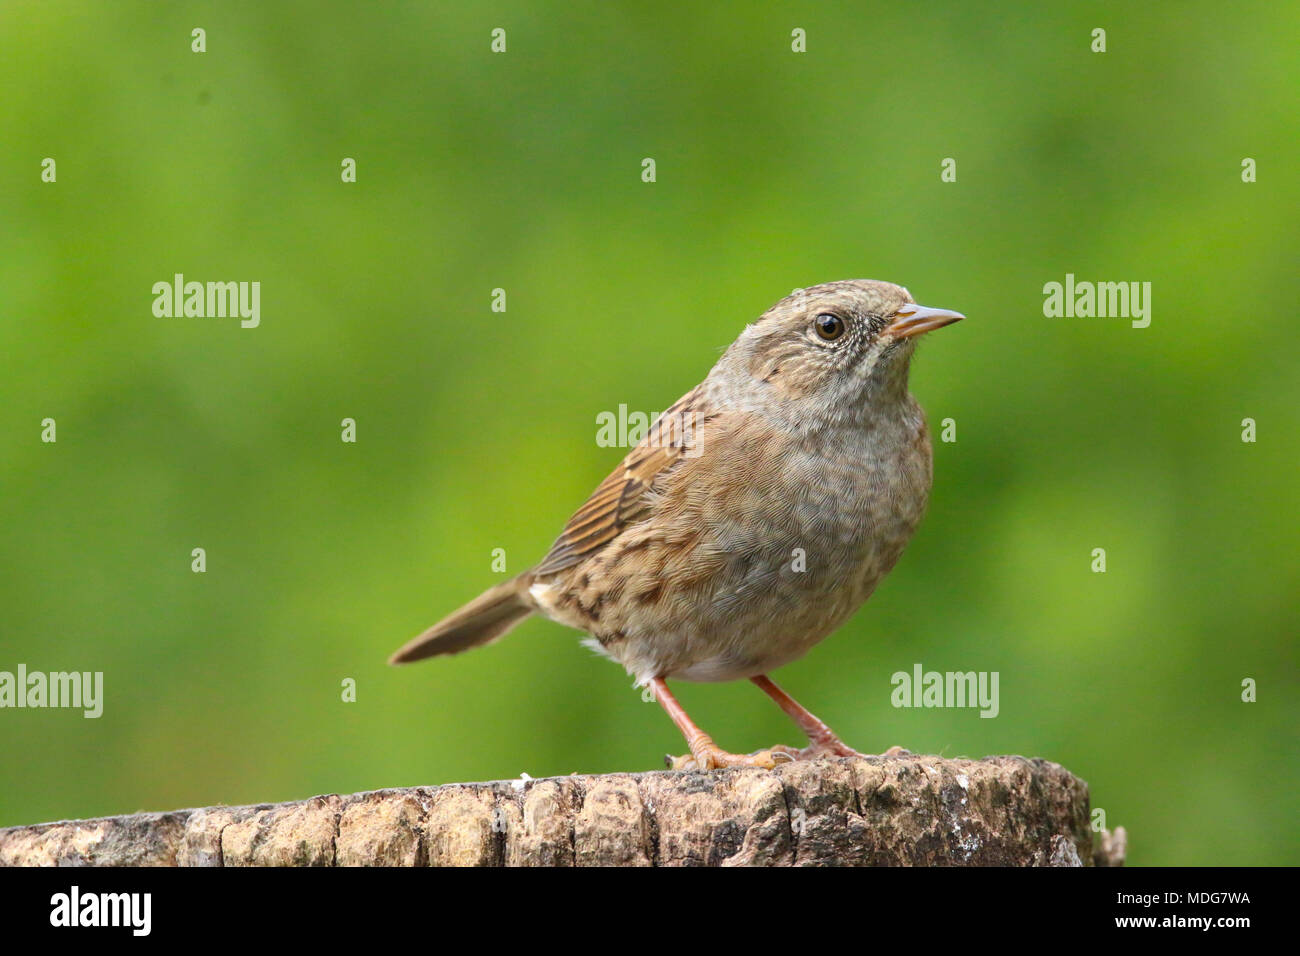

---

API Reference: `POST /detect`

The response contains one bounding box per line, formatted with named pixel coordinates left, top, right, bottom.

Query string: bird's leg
left=651, top=677, right=795, bottom=771
left=750, top=675, right=910, bottom=760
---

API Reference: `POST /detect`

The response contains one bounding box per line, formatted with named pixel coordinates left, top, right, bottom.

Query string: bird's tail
left=389, top=573, right=536, bottom=664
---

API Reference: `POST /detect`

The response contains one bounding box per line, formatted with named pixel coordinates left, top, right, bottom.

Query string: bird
left=390, top=279, right=963, bottom=770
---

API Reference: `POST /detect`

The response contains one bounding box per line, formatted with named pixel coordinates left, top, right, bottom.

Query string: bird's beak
left=885, top=303, right=965, bottom=339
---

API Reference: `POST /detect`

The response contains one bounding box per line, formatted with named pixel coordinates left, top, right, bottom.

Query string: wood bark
left=0, top=754, right=1126, bottom=866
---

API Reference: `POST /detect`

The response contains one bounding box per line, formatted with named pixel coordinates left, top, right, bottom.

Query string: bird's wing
left=534, top=385, right=710, bottom=576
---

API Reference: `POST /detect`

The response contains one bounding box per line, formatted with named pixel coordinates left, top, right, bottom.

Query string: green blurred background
left=1, top=2, right=1295, bottom=865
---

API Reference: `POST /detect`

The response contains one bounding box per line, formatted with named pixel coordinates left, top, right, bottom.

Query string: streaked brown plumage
left=391, top=279, right=963, bottom=769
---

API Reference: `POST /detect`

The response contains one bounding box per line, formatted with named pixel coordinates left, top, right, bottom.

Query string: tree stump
left=0, top=754, right=1125, bottom=866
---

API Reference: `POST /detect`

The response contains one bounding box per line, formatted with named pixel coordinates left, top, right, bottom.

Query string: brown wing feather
left=535, top=385, right=708, bottom=576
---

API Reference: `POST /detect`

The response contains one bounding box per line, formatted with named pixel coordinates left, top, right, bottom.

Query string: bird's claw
left=666, top=742, right=912, bottom=770
left=797, top=742, right=913, bottom=760
left=666, top=745, right=799, bottom=771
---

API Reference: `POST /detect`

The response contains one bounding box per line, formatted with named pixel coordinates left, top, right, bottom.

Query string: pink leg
left=751, top=675, right=909, bottom=759
left=651, top=677, right=794, bottom=770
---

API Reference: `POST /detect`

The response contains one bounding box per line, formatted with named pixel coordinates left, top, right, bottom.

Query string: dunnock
left=391, top=279, right=963, bottom=770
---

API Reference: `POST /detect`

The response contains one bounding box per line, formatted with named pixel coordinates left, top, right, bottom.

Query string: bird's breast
left=532, top=398, right=935, bottom=683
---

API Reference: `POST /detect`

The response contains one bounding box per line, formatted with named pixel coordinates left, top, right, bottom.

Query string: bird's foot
left=666, top=739, right=800, bottom=771
left=792, top=740, right=913, bottom=761
left=666, top=736, right=912, bottom=770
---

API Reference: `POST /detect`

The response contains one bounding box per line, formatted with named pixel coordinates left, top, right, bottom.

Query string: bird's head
left=715, top=279, right=963, bottom=423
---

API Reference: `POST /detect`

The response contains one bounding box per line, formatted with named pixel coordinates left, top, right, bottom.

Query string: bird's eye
left=814, top=313, right=846, bottom=341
